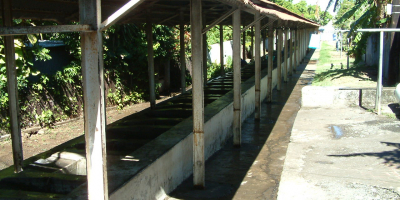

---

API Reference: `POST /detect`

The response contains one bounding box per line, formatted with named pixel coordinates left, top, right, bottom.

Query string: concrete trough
left=0, top=58, right=283, bottom=199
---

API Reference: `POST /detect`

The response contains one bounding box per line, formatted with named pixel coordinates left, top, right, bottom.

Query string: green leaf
left=27, top=34, right=38, bottom=45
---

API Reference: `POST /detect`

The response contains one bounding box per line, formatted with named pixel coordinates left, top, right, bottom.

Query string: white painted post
left=79, top=0, right=108, bottom=199
left=180, top=9, right=186, bottom=93
left=146, top=19, right=156, bottom=109
left=220, top=24, right=225, bottom=76
left=267, top=26, right=274, bottom=102
left=191, top=0, right=205, bottom=188
left=203, top=13, right=208, bottom=86
left=255, top=12, right=261, bottom=120
left=284, top=28, right=288, bottom=82
left=2, top=0, right=23, bottom=173
left=233, top=9, right=241, bottom=147
left=277, top=28, right=283, bottom=91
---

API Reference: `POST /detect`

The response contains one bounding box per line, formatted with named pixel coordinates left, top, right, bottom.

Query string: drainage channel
left=0, top=54, right=281, bottom=199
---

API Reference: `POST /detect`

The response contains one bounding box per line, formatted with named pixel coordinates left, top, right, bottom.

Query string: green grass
left=312, top=41, right=376, bottom=87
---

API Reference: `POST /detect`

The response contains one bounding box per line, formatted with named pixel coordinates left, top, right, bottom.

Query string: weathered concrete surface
left=168, top=50, right=315, bottom=200
left=278, top=106, right=400, bottom=200
left=278, top=54, right=400, bottom=199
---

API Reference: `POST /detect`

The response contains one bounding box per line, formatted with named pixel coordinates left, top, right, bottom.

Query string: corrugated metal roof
left=0, top=0, right=319, bottom=28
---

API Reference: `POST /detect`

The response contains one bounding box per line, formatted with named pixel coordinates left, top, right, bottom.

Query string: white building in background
left=319, top=21, right=336, bottom=41
left=209, top=40, right=233, bottom=64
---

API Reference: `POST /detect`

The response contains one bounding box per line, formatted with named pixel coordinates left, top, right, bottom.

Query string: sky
left=292, top=0, right=336, bottom=15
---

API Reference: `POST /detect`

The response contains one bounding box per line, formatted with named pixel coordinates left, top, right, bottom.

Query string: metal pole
left=267, top=27, right=274, bottom=102
left=220, top=24, right=225, bottom=76
left=376, top=31, right=384, bottom=115
left=180, top=9, right=186, bottom=93
left=255, top=12, right=261, bottom=120
left=340, top=32, right=342, bottom=58
left=2, top=0, right=23, bottom=173
left=284, top=28, right=288, bottom=82
left=80, top=0, right=108, bottom=199
left=277, top=28, right=283, bottom=90
left=146, top=19, right=156, bottom=109
left=191, top=0, right=205, bottom=188
left=347, top=38, right=350, bottom=69
left=233, top=9, right=241, bottom=147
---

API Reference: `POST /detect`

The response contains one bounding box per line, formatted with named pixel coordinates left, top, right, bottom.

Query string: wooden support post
left=284, top=28, right=288, bottom=82
left=296, top=28, right=300, bottom=66
left=220, top=25, right=225, bottom=76
left=277, top=28, right=283, bottom=91
left=165, top=58, right=170, bottom=93
left=250, top=26, right=254, bottom=59
left=289, top=29, right=293, bottom=76
left=191, top=0, right=205, bottom=188
left=2, top=0, right=23, bottom=173
left=254, top=12, right=261, bottom=120
left=293, top=29, right=297, bottom=73
left=180, top=9, right=186, bottom=93
left=262, top=30, right=266, bottom=56
left=203, top=14, right=208, bottom=86
left=233, top=9, right=241, bottom=147
left=242, top=28, right=246, bottom=60
left=146, top=19, right=156, bottom=109
left=267, top=26, right=274, bottom=102
left=80, top=0, right=108, bottom=199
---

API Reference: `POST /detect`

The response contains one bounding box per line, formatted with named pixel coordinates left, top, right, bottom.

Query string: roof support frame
left=241, top=14, right=266, bottom=33
left=202, top=7, right=237, bottom=34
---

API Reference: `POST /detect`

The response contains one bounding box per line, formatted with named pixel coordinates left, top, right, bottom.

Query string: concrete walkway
left=167, top=49, right=316, bottom=199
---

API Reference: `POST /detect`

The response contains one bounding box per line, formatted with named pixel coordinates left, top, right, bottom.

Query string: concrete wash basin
left=0, top=55, right=279, bottom=199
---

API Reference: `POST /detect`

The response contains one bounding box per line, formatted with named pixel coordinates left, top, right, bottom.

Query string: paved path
left=167, top=49, right=317, bottom=199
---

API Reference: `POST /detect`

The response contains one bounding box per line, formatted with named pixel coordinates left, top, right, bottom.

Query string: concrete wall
left=302, top=86, right=397, bottom=109
left=108, top=67, right=278, bottom=200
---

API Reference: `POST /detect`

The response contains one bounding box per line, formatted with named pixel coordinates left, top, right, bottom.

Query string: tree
left=326, top=0, right=391, bottom=61
left=272, top=0, right=333, bottom=25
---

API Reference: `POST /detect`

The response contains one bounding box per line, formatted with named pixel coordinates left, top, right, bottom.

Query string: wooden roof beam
left=241, top=14, right=266, bottom=33
left=100, top=0, right=149, bottom=32
left=202, top=7, right=237, bottom=34
left=0, top=24, right=91, bottom=36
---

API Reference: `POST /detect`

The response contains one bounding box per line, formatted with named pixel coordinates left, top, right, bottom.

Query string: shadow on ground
left=328, top=142, right=400, bottom=169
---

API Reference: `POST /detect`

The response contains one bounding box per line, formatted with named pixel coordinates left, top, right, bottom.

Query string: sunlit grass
left=312, top=41, right=376, bottom=87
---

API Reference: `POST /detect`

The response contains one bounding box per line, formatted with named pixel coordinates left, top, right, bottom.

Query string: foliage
left=272, top=0, right=333, bottom=25
left=207, top=56, right=233, bottom=80
left=0, top=21, right=179, bottom=133
left=328, top=0, right=391, bottom=62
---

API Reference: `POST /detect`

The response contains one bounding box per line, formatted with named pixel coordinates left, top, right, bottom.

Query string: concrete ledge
left=302, top=86, right=397, bottom=108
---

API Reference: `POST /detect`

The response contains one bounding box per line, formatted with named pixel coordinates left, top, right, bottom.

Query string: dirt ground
left=0, top=94, right=178, bottom=170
